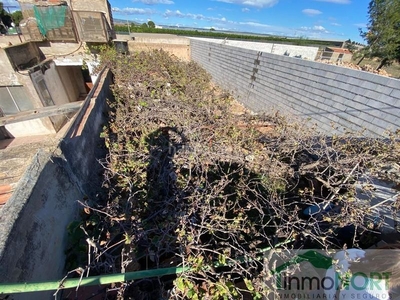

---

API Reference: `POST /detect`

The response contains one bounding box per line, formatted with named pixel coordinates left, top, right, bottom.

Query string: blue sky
left=3, top=0, right=369, bottom=42
left=109, top=0, right=369, bottom=42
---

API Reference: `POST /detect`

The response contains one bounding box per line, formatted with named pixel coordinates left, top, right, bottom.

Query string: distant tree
left=147, top=20, right=155, bottom=28
left=141, top=22, right=148, bottom=29
left=345, top=39, right=357, bottom=53
left=210, top=27, right=215, bottom=31
left=11, top=10, right=22, bottom=26
left=359, top=0, right=400, bottom=70
left=296, top=35, right=309, bottom=46
left=0, top=2, right=12, bottom=34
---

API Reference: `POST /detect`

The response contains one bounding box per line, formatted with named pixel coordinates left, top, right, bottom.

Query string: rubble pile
left=316, top=59, right=391, bottom=77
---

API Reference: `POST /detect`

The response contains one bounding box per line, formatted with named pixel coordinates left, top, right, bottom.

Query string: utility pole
left=127, top=20, right=130, bottom=36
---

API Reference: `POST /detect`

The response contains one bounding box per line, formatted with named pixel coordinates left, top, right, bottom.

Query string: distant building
left=319, top=47, right=353, bottom=63
left=0, top=0, right=115, bottom=139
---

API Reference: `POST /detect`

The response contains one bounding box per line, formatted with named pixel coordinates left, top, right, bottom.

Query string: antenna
left=3, top=5, right=19, bottom=13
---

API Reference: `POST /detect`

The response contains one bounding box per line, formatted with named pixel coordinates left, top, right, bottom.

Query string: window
left=36, top=79, right=54, bottom=107
left=0, top=86, right=34, bottom=116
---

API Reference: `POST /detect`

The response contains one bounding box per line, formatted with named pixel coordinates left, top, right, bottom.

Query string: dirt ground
left=129, top=43, right=190, bottom=61
left=351, top=57, right=400, bottom=78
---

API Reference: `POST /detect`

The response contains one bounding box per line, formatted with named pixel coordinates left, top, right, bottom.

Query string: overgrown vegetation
left=70, top=48, right=399, bottom=299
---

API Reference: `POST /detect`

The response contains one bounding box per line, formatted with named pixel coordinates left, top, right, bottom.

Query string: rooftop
left=325, top=47, right=352, bottom=54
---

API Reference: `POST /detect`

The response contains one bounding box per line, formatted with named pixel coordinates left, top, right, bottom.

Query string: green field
left=113, top=25, right=343, bottom=48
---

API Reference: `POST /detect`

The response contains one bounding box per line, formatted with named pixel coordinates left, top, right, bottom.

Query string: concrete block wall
left=125, top=34, right=191, bottom=61
left=191, top=39, right=400, bottom=136
left=190, top=37, right=319, bottom=60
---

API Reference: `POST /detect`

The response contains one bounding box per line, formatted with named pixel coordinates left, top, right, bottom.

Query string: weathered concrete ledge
left=0, top=151, right=83, bottom=300
left=0, top=69, right=113, bottom=299
left=115, top=33, right=191, bottom=61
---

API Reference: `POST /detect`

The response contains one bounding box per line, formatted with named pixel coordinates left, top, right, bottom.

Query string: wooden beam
left=0, top=101, right=84, bottom=126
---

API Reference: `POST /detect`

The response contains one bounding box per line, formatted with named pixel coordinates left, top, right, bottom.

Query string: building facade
left=0, top=0, right=114, bottom=139
left=319, top=47, right=353, bottom=63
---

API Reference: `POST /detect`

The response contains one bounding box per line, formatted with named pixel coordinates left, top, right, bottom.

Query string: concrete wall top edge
left=0, top=149, right=49, bottom=261
left=281, top=56, right=399, bottom=88
left=190, top=37, right=318, bottom=60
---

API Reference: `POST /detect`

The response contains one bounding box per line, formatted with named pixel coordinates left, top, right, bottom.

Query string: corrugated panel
left=72, top=11, right=109, bottom=42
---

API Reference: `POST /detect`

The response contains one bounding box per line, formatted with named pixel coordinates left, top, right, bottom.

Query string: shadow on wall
left=60, top=68, right=114, bottom=199
left=0, top=126, right=14, bottom=141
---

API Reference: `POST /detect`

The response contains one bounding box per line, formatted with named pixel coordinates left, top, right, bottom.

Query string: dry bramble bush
left=69, top=47, right=400, bottom=299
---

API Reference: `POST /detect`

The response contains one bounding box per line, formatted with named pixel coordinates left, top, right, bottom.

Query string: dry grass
left=352, top=57, right=400, bottom=79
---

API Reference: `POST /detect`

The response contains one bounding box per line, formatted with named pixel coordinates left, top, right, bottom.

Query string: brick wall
left=191, top=39, right=400, bottom=137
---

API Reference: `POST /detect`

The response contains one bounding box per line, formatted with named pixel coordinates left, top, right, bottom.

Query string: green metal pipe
left=0, top=239, right=294, bottom=295
left=0, top=266, right=191, bottom=294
